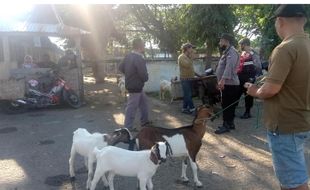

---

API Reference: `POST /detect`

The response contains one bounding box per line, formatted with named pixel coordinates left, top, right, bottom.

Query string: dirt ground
left=1, top=73, right=310, bottom=190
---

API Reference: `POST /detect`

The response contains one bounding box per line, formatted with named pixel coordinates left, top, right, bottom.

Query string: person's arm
left=246, top=82, right=282, bottom=99
left=246, top=46, right=292, bottom=99
left=222, top=52, right=238, bottom=81
left=136, top=56, right=149, bottom=82
left=119, top=56, right=126, bottom=74
left=195, top=72, right=202, bottom=77
left=252, top=51, right=262, bottom=75
left=218, top=51, right=238, bottom=89
left=178, top=56, right=189, bottom=69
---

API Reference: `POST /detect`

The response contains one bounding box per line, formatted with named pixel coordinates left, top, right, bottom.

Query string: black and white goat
left=113, top=105, right=214, bottom=188
left=69, top=128, right=132, bottom=189
left=90, top=142, right=172, bottom=190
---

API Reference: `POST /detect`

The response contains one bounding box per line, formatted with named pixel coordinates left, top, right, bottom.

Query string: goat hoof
left=181, top=179, right=189, bottom=184
left=181, top=176, right=189, bottom=182
left=195, top=182, right=203, bottom=188
left=70, top=176, right=75, bottom=181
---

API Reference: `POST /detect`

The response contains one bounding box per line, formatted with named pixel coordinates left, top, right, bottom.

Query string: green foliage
left=124, top=5, right=187, bottom=56
left=181, top=4, right=237, bottom=67
left=185, top=4, right=237, bottom=53
left=52, top=4, right=310, bottom=60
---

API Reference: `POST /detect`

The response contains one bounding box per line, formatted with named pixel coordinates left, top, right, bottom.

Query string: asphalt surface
left=0, top=81, right=203, bottom=190
left=1, top=79, right=310, bottom=190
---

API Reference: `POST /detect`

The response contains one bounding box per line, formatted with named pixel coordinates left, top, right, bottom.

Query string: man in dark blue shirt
left=119, top=38, right=150, bottom=131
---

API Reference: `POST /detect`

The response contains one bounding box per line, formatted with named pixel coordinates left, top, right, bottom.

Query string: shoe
left=189, top=108, right=196, bottom=112
left=128, top=127, right=139, bottom=132
left=227, top=121, right=235, bottom=130
left=240, top=112, right=251, bottom=119
left=189, top=108, right=196, bottom=116
left=141, top=121, right=153, bottom=127
left=214, top=126, right=230, bottom=134
left=182, top=109, right=192, bottom=114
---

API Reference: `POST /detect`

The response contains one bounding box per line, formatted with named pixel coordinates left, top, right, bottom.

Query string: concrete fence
left=95, top=58, right=208, bottom=92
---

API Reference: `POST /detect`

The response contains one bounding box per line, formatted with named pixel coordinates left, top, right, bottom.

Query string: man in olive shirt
left=247, top=5, right=310, bottom=190
left=178, top=43, right=201, bottom=114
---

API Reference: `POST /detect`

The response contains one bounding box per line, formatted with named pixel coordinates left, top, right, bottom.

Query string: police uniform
left=215, top=45, right=240, bottom=132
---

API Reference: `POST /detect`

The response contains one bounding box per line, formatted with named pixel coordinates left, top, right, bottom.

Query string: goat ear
left=165, top=142, right=173, bottom=156
left=210, top=113, right=219, bottom=122
left=103, top=134, right=109, bottom=142
left=156, top=143, right=159, bottom=149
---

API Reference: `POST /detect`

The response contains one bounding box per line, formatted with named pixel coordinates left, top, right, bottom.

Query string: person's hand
left=245, top=82, right=258, bottom=97
left=218, top=79, right=225, bottom=90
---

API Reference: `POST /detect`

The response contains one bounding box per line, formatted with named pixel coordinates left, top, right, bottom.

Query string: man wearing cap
left=246, top=5, right=310, bottom=190
left=237, top=38, right=262, bottom=119
left=214, top=33, right=240, bottom=134
left=178, top=43, right=201, bottom=114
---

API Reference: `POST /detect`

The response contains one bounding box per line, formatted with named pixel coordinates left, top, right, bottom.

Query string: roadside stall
left=0, top=22, right=89, bottom=113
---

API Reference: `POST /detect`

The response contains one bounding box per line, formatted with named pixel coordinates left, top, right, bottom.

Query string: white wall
left=144, top=59, right=205, bottom=92
left=0, top=61, right=18, bottom=80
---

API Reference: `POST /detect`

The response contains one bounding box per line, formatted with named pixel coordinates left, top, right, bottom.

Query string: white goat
left=133, top=105, right=214, bottom=187
left=69, top=128, right=110, bottom=189
left=90, top=142, right=172, bottom=190
left=118, top=76, right=127, bottom=99
left=159, top=79, right=172, bottom=100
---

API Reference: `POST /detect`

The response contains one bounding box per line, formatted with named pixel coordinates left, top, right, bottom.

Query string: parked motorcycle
left=1, top=74, right=81, bottom=114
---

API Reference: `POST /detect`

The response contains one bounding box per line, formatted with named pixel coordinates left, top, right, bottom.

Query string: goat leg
left=138, top=176, right=148, bottom=190
left=146, top=178, right=154, bottom=190
left=84, top=157, right=88, bottom=170
left=90, top=168, right=104, bottom=190
left=189, top=157, right=203, bottom=187
left=86, top=155, right=94, bottom=189
left=181, top=157, right=189, bottom=183
left=107, top=172, right=115, bottom=190
left=69, top=146, right=76, bottom=181
left=101, top=172, right=109, bottom=187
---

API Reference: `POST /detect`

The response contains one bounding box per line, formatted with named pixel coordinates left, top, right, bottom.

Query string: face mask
left=219, top=45, right=227, bottom=53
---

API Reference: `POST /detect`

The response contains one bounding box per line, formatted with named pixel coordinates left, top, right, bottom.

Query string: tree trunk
left=205, top=45, right=213, bottom=70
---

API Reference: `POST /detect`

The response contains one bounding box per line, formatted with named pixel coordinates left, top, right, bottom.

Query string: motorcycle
left=2, top=74, right=81, bottom=114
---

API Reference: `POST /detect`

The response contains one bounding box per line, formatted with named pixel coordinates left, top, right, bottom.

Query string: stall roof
left=0, top=21, right=90, bottom=37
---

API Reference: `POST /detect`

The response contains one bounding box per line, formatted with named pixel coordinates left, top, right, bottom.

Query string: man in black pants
left=237, top=38, right=262, bottom=119
left=214, top=33, right=240, bottom=134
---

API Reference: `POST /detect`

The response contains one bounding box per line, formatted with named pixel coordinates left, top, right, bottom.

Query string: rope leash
left=195, top=78, right=265, bottom=129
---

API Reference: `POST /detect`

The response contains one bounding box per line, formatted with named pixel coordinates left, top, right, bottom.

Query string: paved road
left=0, top=81, right=201, bottom=190
left=2, top=80, right=309, bottom=190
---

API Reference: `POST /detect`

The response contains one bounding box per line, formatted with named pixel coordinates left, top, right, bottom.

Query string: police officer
left=215, top=33, right=240, bottom=134
left=237, top=38, right=262, bottom=119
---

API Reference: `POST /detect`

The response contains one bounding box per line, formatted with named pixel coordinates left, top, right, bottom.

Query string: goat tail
left=135, top=139, right=140, bottom=150
left=93, top=146, right=101, bottom=157
left=128, top=138, right=136, bottom=151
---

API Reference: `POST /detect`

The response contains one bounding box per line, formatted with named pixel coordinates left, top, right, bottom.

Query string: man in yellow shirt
left=178, top=43, right=201, bottom=114
left=247, top=5, right=310, bottom=190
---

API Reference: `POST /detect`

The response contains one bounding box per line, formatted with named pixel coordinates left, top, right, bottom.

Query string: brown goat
left=135, top=105, right=213, bottom=188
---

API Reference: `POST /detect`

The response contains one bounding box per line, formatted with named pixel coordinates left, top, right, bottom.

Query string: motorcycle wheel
left=63, top=90, right=81, bottom=109
left=1, top=100, right=27, bottom=114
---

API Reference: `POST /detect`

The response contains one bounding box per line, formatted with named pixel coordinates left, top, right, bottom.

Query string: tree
left=234, top=4, right=310, bottom=60
left=185, top=4, right=237, bottom=67
left=54, top=4, right=126, bottom=82
left=125, top=4, right=187, bottom=57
